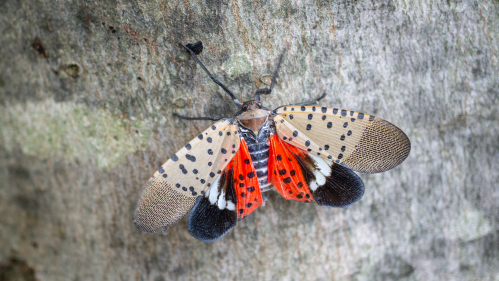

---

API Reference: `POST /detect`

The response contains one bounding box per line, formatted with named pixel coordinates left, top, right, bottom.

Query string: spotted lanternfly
left=133, top=42, right=411, bottom=242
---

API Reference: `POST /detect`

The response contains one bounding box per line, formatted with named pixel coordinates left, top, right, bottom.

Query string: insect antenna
left=254, top=50, right=285, bottom=101
left=180, top=42, right=242, bottom=107
left=173, top=113, right=225, bottom=121
left=293, top=92, right=327, bottom=105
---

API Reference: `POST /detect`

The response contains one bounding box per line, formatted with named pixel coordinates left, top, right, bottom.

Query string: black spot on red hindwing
left=290, top=170, right=296, bottom=176
left=247, top=186, right=255, bottom=193
left=279, top=169, right=287, bottom=175
left=239, top=209, right=244, bottom=214
left=247, top=172, right=255, bottom=179
left=241, top=192, right=246, bottom=198
left=239, top=183, right=245, bottom=187
left=277, top=155, right=282, bottom=161
left=244, top=159, right=250, bottom=164
left=297, top=194, right=304, bottom=199
left=246, top=203, right=253, bottom=208
left=283, top=177, right=292, bottom=184
left=297, top=182, right=303, bottom=188
left=239, top=174, right=244, bottom=181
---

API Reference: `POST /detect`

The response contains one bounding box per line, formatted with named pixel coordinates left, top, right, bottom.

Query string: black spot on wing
left=185, top=154, right=196, bottom=162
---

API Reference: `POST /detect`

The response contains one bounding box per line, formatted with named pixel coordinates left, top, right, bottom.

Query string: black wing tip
left=313, top=163, right=365, bottom=208
left=188, top=197, right=238, bottom=242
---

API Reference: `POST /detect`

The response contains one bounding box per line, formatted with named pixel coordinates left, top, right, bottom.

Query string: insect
left=133, top=42, right=411, bottom=242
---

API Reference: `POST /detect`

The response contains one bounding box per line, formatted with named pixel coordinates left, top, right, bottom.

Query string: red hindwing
left=232, top=139, right=263, bottom=219
left=268, top=134, right=314, bottom=202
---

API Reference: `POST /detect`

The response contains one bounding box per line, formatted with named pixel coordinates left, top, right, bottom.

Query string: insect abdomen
left=246, top=141, right=272, bottom=192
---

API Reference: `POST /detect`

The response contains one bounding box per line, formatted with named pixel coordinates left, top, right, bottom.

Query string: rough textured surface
left=0, top=0, right=498, bottom=280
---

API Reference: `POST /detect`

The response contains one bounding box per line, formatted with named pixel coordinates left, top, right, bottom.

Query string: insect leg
left=174, top=113, right=225, bottom=121
left=180, top=43, right=242, bottom=107
left=293, top=93, right=327, bottom=105
left=254, top=51, right=285, bottom=101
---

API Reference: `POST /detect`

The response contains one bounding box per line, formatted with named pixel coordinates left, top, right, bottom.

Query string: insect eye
left=242, top=104, right=249, bottom=110
left=256, top=102, right=262, bottom=108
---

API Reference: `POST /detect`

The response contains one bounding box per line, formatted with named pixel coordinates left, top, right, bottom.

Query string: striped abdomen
left=247, top=141, right=272, bottom=192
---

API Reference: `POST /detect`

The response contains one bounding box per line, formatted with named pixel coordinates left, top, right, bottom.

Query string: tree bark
left=1, top=0, right=498, bottom=280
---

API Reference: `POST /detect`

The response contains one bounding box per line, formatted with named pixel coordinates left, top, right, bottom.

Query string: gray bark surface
left=0, top=0, right=498, bottom=280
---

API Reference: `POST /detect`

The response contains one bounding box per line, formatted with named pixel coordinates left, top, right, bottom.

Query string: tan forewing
left=273, top=106, right=410, bottom=173
left=133, top=119, right=240, bottom=233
